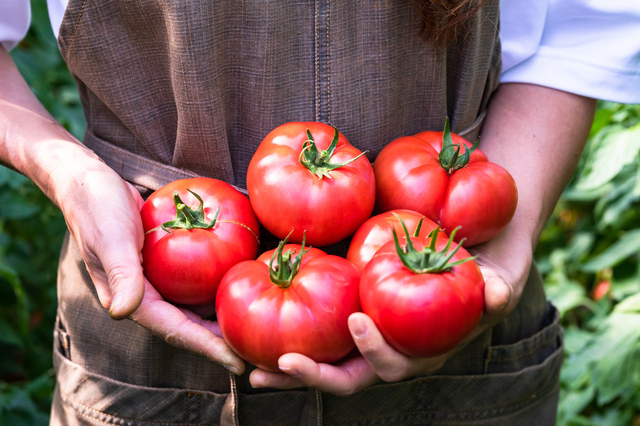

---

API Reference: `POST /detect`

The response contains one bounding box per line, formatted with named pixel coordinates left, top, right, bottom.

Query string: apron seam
left=326, top=0, right=331, bottom=125
left=314, top=0, right=320, bottom=122
left=68, top=0, right=89, bottom=50
left=60, top=389, right=201, bottom=426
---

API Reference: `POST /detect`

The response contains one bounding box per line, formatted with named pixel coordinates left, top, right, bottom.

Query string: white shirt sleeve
left=0, top=0, right=30, bottom=51
left=500, top=0, right=640, bottom=104
left=0, top=0, right=67, bottom=51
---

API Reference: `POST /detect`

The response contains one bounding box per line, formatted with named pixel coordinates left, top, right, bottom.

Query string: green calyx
left=161, top=190, right=220, bottom=232
left=438, top=117, right=480, bottom=174
left=392, top=219, right=476, bottom=274
left=269, top=231, right=310, bottom=288
left=299, top=127, right=367, bottom=179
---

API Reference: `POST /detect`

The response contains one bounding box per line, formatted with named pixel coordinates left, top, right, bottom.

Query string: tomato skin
left=141, top=178, right=259, bottom=306
left=592, top=280, right=611, bottom=301
left=346, top=209, right=445, bottom=272
left=216, top=247, right=362, bottom=372
left=373, top=131, right=517, bottom=247
left=246, top=122, right=375, bottom=247
left=360, top=237, right=484, bottom=357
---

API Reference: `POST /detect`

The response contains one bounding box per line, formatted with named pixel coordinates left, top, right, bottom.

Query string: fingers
left=98, top=240, right=146, bottom=319
left=348, top=313, right=417, bottom=382
left=251, top=354, right=379, bottom=397
left=131, top=280, right=246, bottom=375
left=479, top=266, right=512, bottom=315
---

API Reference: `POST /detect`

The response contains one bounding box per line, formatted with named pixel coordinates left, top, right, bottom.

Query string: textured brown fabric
left=58, top=0, right=500, bottom=191
left=50, top=0, right=561, bottom=424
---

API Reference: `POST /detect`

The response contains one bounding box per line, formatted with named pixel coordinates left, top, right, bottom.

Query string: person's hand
left=57, top=161, right=246, bottom=375
left=248, top=229, right=531, bottom=395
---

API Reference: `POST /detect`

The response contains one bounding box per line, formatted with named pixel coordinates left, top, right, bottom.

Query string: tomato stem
left=161, top=190, right=220, bottom=233
left=392, top=219, right=476, bottom=274
left=438, top=117, right=480, bottom=174
left=299, top=127, right=367, bottom=179
left=412, top=217, right=424, bottom=237
left=269, top=231, right=310, bottom=288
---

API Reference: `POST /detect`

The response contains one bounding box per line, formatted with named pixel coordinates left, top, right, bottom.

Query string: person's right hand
left=56, top=161, right=246, bottom=375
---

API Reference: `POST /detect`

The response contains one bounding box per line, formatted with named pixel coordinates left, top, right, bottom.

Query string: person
left=1, top=0, right=639, bottom=424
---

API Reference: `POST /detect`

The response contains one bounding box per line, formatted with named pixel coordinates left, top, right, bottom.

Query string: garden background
left=1, top=1, right=639, bottom=424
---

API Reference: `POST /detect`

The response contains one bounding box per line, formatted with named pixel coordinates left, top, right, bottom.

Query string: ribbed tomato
left=346, top=209, right=445, bottom=272
left=216, top=236, right=361, bottom=371
left=247, top=122, right=375, bottom=247
left=360, top=222, right=484, bottom=357
left=141, top=178, right=259, bottom=306
left=373, top=119, right=517, bottom=247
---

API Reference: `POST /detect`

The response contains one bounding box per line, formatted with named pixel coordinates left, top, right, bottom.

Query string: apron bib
left=51, top=0, right=563, bottom=424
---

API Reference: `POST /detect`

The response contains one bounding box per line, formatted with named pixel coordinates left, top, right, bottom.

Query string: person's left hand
left=248, top=233, right=531, bottom=396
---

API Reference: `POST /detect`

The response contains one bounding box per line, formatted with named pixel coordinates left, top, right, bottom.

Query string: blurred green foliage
left=1, top=0, right=81, bottom=424
left=536, top=103, right=640, bottom=426
left=1, top=0, right=639, bottom=425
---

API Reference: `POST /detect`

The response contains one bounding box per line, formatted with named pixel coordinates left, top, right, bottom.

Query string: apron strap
left=221, top=371, right=240, bottom=426
left=300, top=388, right=323, bottom=426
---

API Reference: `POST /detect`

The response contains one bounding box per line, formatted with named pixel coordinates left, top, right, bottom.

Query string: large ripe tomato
left=216, top=236, right=361, bottom=372
left=346, top=209, right=446, bottom=272
left=373, top=118, right=517, bottom=247
left=141, top=178, right=259, bottom=306
left=246, top=122, right=375, bottom=247
left=360, top=223, right=484, bottom=357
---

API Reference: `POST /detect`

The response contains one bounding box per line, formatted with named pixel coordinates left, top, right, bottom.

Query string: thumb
left=479, top=266, right=512, bottom=316
left=100, top=244, right=146, bottom=320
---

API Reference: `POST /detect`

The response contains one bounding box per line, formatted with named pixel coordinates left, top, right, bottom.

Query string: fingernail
left=499, top=298, right=509, bottom=312
left=109, top=292, right=126, bottom=316
left=351, top=317, right=367, bottom=338
left=499, top=285, right=511, bottom=312
left=223, top=364, right=239, bottom=375
left=279, top=364, right=300, bottom=378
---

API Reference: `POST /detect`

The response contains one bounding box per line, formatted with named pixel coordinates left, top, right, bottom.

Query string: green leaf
left=544, top=271, right=588, bottom=316
left=0, top=259, right=29, bottom=336
left=613, top=291, right=640, bottom=313
left=0, top=194, right=40, bottom=220
left=0, top=166, right=30, bottom=190
left=0, top=319, right=24, bottom=348
left=588, top=108, right=614, bottom=138
left=558, top=386, right=595, bottom=426
left=564, top=327, right=594, bottom=356
left=581, top=229, right=640, bottom=272
left=568, top=313, right=640, bottom=405
left=575, top=124, right=640, bottom=191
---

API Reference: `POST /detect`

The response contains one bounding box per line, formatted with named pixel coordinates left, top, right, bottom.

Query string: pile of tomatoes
left=140, top=120, right=518, bottom=371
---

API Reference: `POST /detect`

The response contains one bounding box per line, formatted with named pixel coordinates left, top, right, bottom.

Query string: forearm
left=0, top=46, right=103, bottom=206
left=474, top=83, right=596, bottom=309
left=480, top=83, right=597, bottom=249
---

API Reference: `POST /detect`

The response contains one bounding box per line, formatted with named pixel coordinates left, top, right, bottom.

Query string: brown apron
left=51, top=0, right=563, bottom=424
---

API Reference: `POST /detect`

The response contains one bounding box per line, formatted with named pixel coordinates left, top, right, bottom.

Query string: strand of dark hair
left=410, top=0, right=490, bottom=48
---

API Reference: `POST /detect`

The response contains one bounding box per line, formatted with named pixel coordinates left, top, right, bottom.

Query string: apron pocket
left=52, top=320, right=231, bottom=425
left=320, top=303, right=564, bottom=425
left=484, top=303, right=561, bottom=374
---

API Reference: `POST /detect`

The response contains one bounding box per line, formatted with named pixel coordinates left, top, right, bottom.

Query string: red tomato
left=246, top=122, right=375, bottom=247
left=141, top=178, right=259, bottom=306
left=346, top=209, right=446, bottom=272
left=360, top=225, right=484, bottom=357
left=592, top=280, right=611, bottom=301
left=216, top=237, right=362, bottom=372
left=373, top=119, right=517, bottom=247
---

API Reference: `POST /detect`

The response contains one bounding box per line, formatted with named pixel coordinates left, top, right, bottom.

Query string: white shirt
left=2, top=0, right=640, bottom=103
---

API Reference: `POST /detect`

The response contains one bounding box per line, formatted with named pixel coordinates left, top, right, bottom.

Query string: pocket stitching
left=60, top=388, right=196, bottom=426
